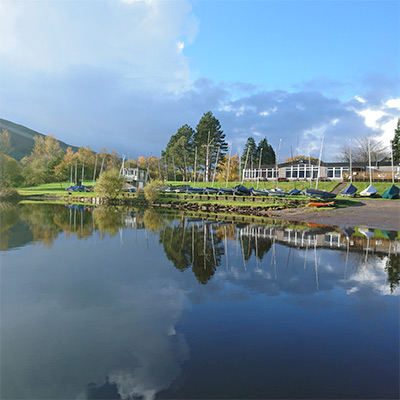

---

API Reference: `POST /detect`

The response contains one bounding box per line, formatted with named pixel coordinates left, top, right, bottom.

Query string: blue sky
left=0, top=0, right=399, bottom=161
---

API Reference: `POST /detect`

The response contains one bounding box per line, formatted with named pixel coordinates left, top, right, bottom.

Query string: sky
left=0, top=0, right=399, bottom=161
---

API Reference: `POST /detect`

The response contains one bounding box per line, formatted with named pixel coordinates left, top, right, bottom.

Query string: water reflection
left=1, top=203, right=399, bottom=399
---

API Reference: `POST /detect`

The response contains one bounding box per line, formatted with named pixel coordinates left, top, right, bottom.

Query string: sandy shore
left=266, top=198, right=400, bottom=231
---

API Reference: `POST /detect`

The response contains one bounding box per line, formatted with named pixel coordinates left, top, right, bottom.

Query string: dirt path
left=267, top=199, right=400, bottom=230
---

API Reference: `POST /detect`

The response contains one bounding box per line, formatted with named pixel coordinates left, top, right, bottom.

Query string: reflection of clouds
left=1, top=233, right=190, bottom=400
left=346, top=256, right=399, bottom=296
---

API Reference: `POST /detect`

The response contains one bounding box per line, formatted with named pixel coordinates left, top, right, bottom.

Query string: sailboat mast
left=316, top=136, right=324, bottom=190
left=257, top=147, right=263, bottom=189
left=349, top=142, right=352, bottom=184
left=390, top=141, right=395, bottom=184
left=275, top=139, right=282, bottom=189
left=226, top=143, right=232, bottom=188
left=368, top=139, right=372, bottom=186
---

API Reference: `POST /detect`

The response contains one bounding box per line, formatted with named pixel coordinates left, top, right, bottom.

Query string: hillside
left=0, top=118, right=79, bottom=161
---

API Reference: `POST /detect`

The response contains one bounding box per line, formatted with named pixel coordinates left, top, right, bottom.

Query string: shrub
left=143, top=179, right=163, bottom=204
left=94, top=169, right=123, bottom=199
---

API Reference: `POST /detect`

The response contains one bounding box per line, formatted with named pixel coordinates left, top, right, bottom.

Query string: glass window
left=327, top=168, right=334, bottom=178
left=286, top=168, right=291, bottom=178
left=334, top=169, right=341, bottom=178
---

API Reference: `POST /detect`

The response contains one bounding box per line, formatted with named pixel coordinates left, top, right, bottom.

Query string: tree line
left=1, top=115, right=399, bottom=188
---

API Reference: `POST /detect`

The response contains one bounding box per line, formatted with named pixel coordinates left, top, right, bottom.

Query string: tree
left=337, top=135, right=388, bottom=163
left=143, top=179, right=163, bottom=203
left=162, top=124, right=194, bottom=181
left=21, top=135, right=64, bottom=185
left=392, top=118, right=400, bottom=161
left=256, top=138, right=276, bottom=165
left=94, top=169, right=123, bottom=200
left=216, top=154, right=239, bottom=182
left=0, top=129, right=13, bottom=155
left=193, top=111, right=228, bottom=181
left=0, top=153, right=24, bottom=187
left=241, top=137, right=257, bottom=166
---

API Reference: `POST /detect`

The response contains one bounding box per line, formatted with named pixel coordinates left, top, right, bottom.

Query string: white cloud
left=0, top=0, right=198, bottom=92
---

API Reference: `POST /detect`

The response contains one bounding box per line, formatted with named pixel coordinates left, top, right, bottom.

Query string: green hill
left=0, top=118, right=79, bottom=161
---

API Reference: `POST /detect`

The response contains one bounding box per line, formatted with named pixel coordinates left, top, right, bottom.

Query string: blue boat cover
left=341, top=183, right=357, bottom=196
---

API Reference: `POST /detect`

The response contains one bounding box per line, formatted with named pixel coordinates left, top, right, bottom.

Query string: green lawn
left=16, top=181, right=95, bottom=197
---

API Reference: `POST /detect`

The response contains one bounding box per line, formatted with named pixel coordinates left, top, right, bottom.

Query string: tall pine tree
left=241, top=137, right=257, bottom=166
left=256, top=138, right=276, bottom=165
left=392, top=118, right=400, bottom=161
left=193, top=111, right=228, bottom=181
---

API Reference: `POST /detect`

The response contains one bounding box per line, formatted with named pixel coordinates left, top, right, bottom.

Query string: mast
left=349, top=141, right=352, bottom=184
left=226, top=143, right=232, bottom=188
left=93, top=154, right=98, bottom=185
left=275, top=139, right=282, bottom=189
left=316, top=136, right=324, bottom=190
left=368, top=138, right=372, bottom=186
left=257, top=147, right=263, bottom=189
left=241, top=146, right=250, bottom=185
left=390, top=140, right=394, bottom=184
left=212, top=147, right=220, bottom=187
left=194, top=146, right=197, bottom=188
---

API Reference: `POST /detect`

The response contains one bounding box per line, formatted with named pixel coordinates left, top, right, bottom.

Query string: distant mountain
left=0, top=118, right=79, bottom=161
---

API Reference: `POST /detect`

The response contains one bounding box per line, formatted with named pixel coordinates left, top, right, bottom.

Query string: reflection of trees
left=385, top=254, right=400, bottom=293
left=53, top=206, right=94, bottom=239
left=19, top=204, right=63, bottom=248
left=0, top=202, right=19, bottom=250
left=159, top=220, right=224, bottom=284
left=93, top=207, right=123, bottom=237
left=143, top=208, right=165, bottom=233
left=240, top=234, right=272, bottom=261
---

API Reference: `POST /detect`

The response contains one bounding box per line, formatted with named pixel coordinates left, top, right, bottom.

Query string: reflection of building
left=120, top=167, right=148, bottom=188
left=243, top=159, right=399, bottom=182
left=238, top=224, right=400, bottom=255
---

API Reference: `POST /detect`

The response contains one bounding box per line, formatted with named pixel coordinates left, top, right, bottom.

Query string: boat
left=217, top=188, right=235, bottom=195
left=302, top=188, right=336, bottom=199
left=382, top=146, right=400, bottom=199
left=382, top=184, right=400, bottom=199
left=359, top=139, right=377, bottom=197
left=289, top=188, right=301, bottom=195
left=204, top=187, right=219, bottom=194
left=308, top=201, right=335, bottom=207
left=359, top=184, right=377, bottom=197
left=341, top=183, right=357, bottom=196
left=174, top=185, right=191, bottom=193
left=251, top=188, right=269, bottom=196
left=267, top=188, right=287, bottom=197
left=233, top=185, right=252, bottom=195
left=341, top=142, right=357, bottom=196
left=186, top=187, right=205, bottom=194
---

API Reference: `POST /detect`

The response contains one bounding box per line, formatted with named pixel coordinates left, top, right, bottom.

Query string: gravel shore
left=266, top=198, right=400, bottom=230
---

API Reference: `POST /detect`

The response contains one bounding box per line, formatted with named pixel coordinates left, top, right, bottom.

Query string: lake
left=1, top=203, right=399, bottom=399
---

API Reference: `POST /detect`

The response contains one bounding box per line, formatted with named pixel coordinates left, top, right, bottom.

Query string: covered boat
left=204, top=187, right=219, bottom=194
left=217, top=188, right=235, bottom=195
left=382, top=184, right=400, bottom=199
left=289, top=188, right=301, bottom=195
left=186, top=187, right=205, bottom=194
left=302, top=188, right=336, bottom=199
left=359, top=184, right=377, bottom=197
left=233, top=185, right=252, bottom=195
left=341, top=183, right=357, bottom=197
left=268, top=188, right=287, bottom=197
left=251, top=188, right=268, bottom=196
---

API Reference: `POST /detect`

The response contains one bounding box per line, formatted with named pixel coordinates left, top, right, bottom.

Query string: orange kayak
left=308, top=201, right=335, bottom=207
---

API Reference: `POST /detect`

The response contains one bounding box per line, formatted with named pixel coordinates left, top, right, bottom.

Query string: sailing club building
left=242, top=159, right=400, bottom=182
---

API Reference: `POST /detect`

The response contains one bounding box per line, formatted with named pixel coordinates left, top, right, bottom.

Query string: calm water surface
left=1, top=203, right=399, bottom=399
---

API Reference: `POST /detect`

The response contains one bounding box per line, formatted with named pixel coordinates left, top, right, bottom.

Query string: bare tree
left=337, top=135, right=388, bottom=163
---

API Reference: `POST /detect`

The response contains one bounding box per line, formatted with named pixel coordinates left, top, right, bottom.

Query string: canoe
left=341, top=183, right=357, bottom=196
left=308, top=201, right=335, bottom=207
left=382, top=184, right=400, bottom=199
